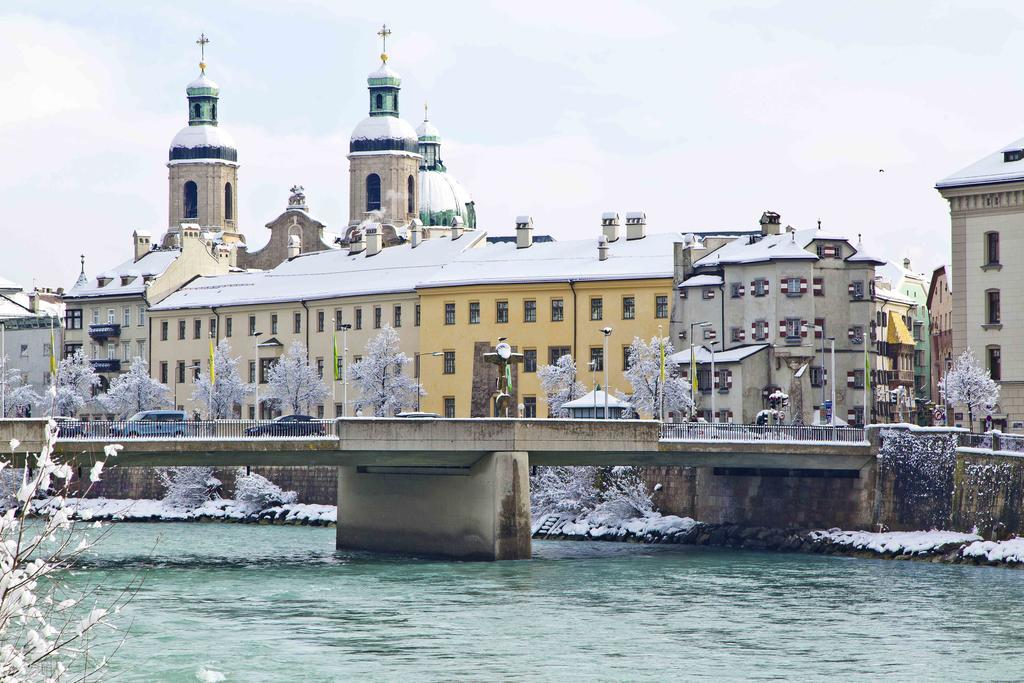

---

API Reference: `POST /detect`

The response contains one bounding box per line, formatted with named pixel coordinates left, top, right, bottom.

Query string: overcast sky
left=1, top=0, right=1020, bottom=289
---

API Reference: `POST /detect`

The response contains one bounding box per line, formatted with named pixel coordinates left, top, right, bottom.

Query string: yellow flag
left=209, top=338, right=216, bottom=384
left=48, top=325, right=57, bottom=376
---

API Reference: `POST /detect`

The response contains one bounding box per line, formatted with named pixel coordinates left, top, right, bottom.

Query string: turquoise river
left=68, top=523, right=1022, bottom=681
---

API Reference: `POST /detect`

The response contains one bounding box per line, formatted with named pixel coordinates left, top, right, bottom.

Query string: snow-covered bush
left=530, top=466, right=600, bottom=518
left=47, top=348, right=100, bottom=417
left=99, top=357, right=170, bottom=418
left=939, top=348, right=999, bottom=431
left=349, top=325, right=421, bottom=416
left=622, top=336, right=693, bottom=419
left=191, top=340, right=253, bottom=419
left=537, top=354, right=586, bottom=418
left=0, top=424, right=127, bottom=680
left=234, top=469, right=297, bottom=510
left=158, top=467, right=222, bottom=509
left=265, top=341, right=329, bottom=415
left=588, top=466, right=655, bottom=526
left=0, top=357, right=38, bottom=417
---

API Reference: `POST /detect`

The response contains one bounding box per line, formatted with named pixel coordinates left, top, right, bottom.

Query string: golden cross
left=377, top=24, right=391, bottom=61
left=196, top=33, right=210, bottom=72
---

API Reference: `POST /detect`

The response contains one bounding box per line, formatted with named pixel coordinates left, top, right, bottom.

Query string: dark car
left=244, top=415, right=326, bottom=437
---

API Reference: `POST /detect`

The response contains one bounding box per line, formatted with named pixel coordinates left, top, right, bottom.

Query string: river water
left=70, top=523, right=1021, bottom=681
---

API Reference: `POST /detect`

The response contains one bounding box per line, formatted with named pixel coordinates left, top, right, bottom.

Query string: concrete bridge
left=2, top=418, right=874, bottom=561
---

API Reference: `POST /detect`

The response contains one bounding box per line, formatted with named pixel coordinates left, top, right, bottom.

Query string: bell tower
left=167, top=34, right=243, bottom=244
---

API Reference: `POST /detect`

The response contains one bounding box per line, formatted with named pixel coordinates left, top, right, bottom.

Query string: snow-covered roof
left=418, top=232, right=679, bottom=289
left=677, top=274, right=723, bottom=288
left=169, top=124, right=237, bottom=151
left=151, top=232, right=487, bottom=310
left=877, top=261, right=926, bottom=290
left=0, top=291, right=64, bottom=320
left=67, top=249, right=180, bottom=299
left=845, top=240, right=886, bottom=265
left=417, top=119, right=440, bottom=140
left=875, top=285, right=916, bottom=306
left=0, top=275, right=20, bottom=292
left=186, top=72, right=219, bottom=91
left=368, top=64, right=401, bottom=81
left=694, top=228, right=881, bottom=267
left=420, top=169, right=472, bottom=218
left=562, top=390, right=630, bottom=410
left=936, top=135, right=1024, bottom=189
left=350, top=115, right=418, bottom=144
left=668, top=343, right=769, bottom=365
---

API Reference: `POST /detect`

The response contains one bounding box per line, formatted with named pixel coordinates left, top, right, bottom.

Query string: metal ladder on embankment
left=532, top=513, right=569, bottom=538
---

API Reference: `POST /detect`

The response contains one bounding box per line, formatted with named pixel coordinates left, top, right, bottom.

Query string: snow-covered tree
left=47, top=348, right=100, bottom=417
left=530, top=466, right=600, bottom=518
left=588, top=466, right=655, bottom=526
left=191, top=340, right=253, bottom=419
left=621, top=336, right=693, bottom=419
left=939, top=348, right=1000, bottom=431
left=348, top=325, right=421, bottom=417
left=234, top=469, right=297, bottom=510
left=537, top=354, right=586, bottom=418
left=265, top=342, right=329, bottom=415
left=0, top=425, right=128, bottom=679
left=0, top=358, right=38, bottom=417
left=158, top=467, right=222, bottom=508
left=99, top=357, right=170, bottom=418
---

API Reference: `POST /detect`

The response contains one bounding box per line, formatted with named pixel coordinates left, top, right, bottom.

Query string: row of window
left=66, top=306, right=147, bottom=330
left=697, top=278, right=869, bottom=301
left=443, top=295, right=668, bottom=326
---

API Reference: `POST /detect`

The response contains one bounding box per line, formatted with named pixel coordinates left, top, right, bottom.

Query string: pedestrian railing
left=961, top=431, right=1024, bottom=453
left=660, top=422, right=867, bottom=444
left=56, top=419, right=337, bottom=441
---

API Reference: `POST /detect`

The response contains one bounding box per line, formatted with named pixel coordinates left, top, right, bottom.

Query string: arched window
left=183, top=181, right=198, bottom=219
left=394, top=92, right=399, bottom=111
left=366, top=174, right=381, bottom=212
left=407, top=175, right=415, bottom=214
left=375, top=93, right=383, bottom=110
left=212, top=102, right=217, bottom=120
left=192, top=103, right=201, bottom=119
left=988, top=345, right=1002, bottom=381
left=224, top=182, right=233, bottom=220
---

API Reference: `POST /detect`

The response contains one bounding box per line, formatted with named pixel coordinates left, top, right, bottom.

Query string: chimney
left=27, top=291, right=39, bottom=313
left=601, top=212, right=621, bottom=242
left=625, top=211, right=646, bottom=240
left=216, top=244, right=231, bottom=263
left=759, top=211, right=781, bottom=236
left=348, top=228, right=366, bottom=255
left=365, top=225, right=383, bottom=256
left=287, top=234, right=301, bottom=259
left=409, top=219, right=423, bottom=248
left=133, top=230, right=152, bottom=262
left=598, top=235, right=609, bottom=261
left=903, top=257, right=911, bottom=270
left=516, top=215, right=533, bottom=249
left=451, top=216, right=464, bottom=241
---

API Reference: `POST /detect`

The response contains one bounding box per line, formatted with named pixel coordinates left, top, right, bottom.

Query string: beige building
left=928, top=265, right=953, bottom=410
left=936, top=137, right=1024, bottom=430
left=148, top=229, right=484, bottom=418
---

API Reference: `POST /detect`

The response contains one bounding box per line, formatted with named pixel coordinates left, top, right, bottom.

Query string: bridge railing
left=56, top=419, right=337, bottom=441
left=660, top=423, right=867, bottom=444
left=960, top=431, right=1024, bottom=453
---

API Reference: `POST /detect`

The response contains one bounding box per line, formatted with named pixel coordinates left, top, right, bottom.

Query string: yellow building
left=416, top=216, right=675, bottom=418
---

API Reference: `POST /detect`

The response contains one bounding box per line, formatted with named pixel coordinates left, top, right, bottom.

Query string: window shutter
left=780, top=280, right=788, bottom=294
left=739, top=329, right=746, bottom=341
left=801, top=320, right=808, bottom=337
left=738, top=284, right=745, bottom=296
left=847, top=371, right=855, bottom=386
left=848, top=282, right=855, bottom=294
left=778, top=320, right=787, bottom=336
left=679, top=288, right=687, bottom=299
left=813, top=277, right=824, bottom=296
left=751, top=322, right=757, bottom=338
left=726, top=370, right=733, bottom=388
left=800, top=278, right=808, bottom=293
left=714, top=373, right=720, bottom=389
left=848, top=410, right=856, bottom=422
left=847, top=327, right=854, bottom=340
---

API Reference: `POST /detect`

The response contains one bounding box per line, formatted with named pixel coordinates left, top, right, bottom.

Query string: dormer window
left=120, top=275, right=135, bottom=286
left=1005, top=149, right=1024, bottom=162
left=96, top=277, right=112, bottom=287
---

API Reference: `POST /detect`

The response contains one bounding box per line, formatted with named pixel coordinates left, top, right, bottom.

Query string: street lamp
left=588, top=359, right=599, bottom=418
left=600, top=326, right=612, bottom=419
left=337, top=323, right=351, bottom=416
left=175, top=363, right=202, bottom=413
left=253, top=331, right=263, bottom=419
left=689, top=321, right=711, bottom=420
left=707, top=340, right=719, bottom=423
left=828, top=336, right=836, bottom=426
left=414, top=350, right=443, bottom=412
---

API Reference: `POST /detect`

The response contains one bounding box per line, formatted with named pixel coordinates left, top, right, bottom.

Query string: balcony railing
left=88, top=324, right=121, bottom=340
left=660, top=423, right=867, bottom=444
left=90, top=358, right=121, bottom=373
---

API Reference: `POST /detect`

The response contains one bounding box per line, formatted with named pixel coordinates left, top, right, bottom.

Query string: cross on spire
left=423, top=101, right=429, bottom=121
left=196, top=33, right=210, bottom=72
left=377, top=24, right=391, bottom=63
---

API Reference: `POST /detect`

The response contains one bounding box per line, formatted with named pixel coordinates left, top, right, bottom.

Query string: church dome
left=419, top=169, right=474, bottom=227
left=169, top=124, right=238, bottom=163
left=349, top=115, right=419, bottom=154
left=416, top=118, right=441, bottom=142
left=186, top=72, right=219, bottom=94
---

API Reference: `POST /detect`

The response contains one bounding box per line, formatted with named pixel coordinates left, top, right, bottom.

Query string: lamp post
left=337, top=323, right=351, bottom=416
left=601, top=327, right=612, bottom=419
left=253, top=331, right=263, bottom=419
left=1, top=320, right=5, bottom=418
left=175, top=363, right=201, bottom=413
left=708, top=340, right=719, bottom=423
left=689, top=321, right=711, bottom=420
left=828, top=336, right=837, bottom=426
left=414, top=350, right=443, bottom=412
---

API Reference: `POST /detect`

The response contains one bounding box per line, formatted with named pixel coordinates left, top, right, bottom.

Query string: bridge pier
left=335, top=451, right=532, bottom=561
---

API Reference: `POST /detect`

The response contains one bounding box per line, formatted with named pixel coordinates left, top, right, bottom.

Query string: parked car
left=395, top=412, right=441, bottom=419
left=244, top=414, right=326, bottom=437
left=111, top=410, right=190, bottom=437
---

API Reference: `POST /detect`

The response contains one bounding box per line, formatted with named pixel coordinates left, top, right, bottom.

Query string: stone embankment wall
left=952, top=450, right=1024, bottom=538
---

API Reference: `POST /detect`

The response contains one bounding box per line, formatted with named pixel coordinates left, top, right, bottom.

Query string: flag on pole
left=209, top=338, right=216, bottom=384
left=48, top=324, right=57, bottom=376
left=660, top=337, right=666, bottom=383
left=690, top=352, right=697, bottom=394
left=332, top=331, right=340, bottom=381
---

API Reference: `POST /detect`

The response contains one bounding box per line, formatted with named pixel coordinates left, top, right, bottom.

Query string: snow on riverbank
left=33, top=497, right=337, bottom=525
left=539, top=512, right=700, bottom=542
left=809, top=529, right=981, bottom=555
left=962, top=538, right=1024, bottom=564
